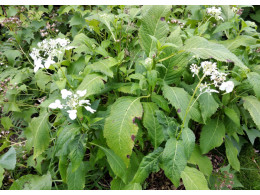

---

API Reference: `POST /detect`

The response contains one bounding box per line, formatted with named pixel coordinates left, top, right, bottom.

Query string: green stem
left=177, top=74, right=206, bottom=140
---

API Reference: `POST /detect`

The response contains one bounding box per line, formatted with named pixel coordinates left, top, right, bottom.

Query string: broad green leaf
left=69, top=135, right=86, bottom=172
left=151, top=92, right=170, bottom=112
left=221, top=5, right=235, bottom=21
left=59, top=155, right=69, bottom=183
left=189, top=144, right=213, bottom=177
left=200, top=118, right=225, bottom=154
left=139, top=5, right=171, bottom=56
left=247, top=72, right=260, bottom=98
left=245, top=128, right=260, bottom=145
left=10, top=173, right=52, bottom=190
left=110, top=178, right=126, bottom=190
left=56, top=124, right=81, bottom=154
left=162, top=138, right=187, bottom=187
left=35, top=70, right=51, bottom=91
left=225, top=136, right=240, bottom=171
left=213, top=22, right=233, bottom=34
left=104, top=96, right=143, bottom=166
left=123, top=183, right=142, bottom=190
left=132, top=147, right=163, bottom=184
left=199, top=92, right=219, bottom=123
left=0, top=147, right=16, bottom=170
left=67, top=162, right=85, bottom=190
left=87, top=58, right=118, bottom=77
left=181, top=166, right=209, bottom=190
left=4, top=50, right=21, bottom=65
left=182, top=127, right=195, bottom=160
left=142, top=103, right=164, bottom=148
left=243, top=96, right=260, bottom=129
left=0, top=166, right=4, bottom=188
left=67, top=56, right=86, bottom=75
left=1, top=117, right=13, bottom=130
left=182, top=36, right=248, bottom=70
left=92, top=143, right=127, bottom=183
left=162, top=84, right=202, bottom=123
left=163, top=52, right=192, bottom=84
left=224, top=107, right=240, bottom=127
left=220, top=35, right=257, bottom=51
left=69, top=12, right=86, bottom=26
left=28, top=112, right=50, bottom=158
left=77, top=73, right=106, bottom=97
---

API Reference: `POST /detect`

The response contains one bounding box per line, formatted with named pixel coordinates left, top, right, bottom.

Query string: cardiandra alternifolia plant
left=0, top=5, right=260, bottom=190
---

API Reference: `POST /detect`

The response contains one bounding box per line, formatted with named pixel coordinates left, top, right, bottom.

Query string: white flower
left=190, top=63, right=200, bottom=77
left=49, top=99, right=63, bottom=109
left=201, top=61, right=217, bottom=76
left=206, top=6, right=224, bottom=21
left=84, top=106, right=96, bottom=113
left=61, top=89, right=72, bottom=99
left=79, top=100, right=90, bottom=106
left=67, top=110, right=77, bottom=120
left=76, top=90, right=87, bottom=97
left=232, top=7, right=238, bottom=13
left=44, top=56, right=55, bottom=68
left=219, top=81, right=234, bottom=93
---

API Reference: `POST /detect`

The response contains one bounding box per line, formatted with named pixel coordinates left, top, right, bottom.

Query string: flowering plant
left=0, top=5, right=260, bottom=190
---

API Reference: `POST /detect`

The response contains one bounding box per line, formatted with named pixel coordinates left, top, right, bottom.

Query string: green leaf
left=77, top=73, right=106, bottom=97
left=200, top=118, right=225, bottom=154
left=3, top=50, right=21, bottom=65
left=69, top=135, right=86, bottom=172
left=151, top=92, right=170, bottom=112
left=220, top=35, right=257, bottom=51
left=59, top=155, right=69, bottom=183
left=56, top=124, right=81, bottom=154
left=87, top=58, right=118, bottom=77
left=162, top=84, right=202, bottom=123
left=224, top=107, right=240, bottom=127
left=213, top=22, right=233, bottom=34
left=1, top=117, right=13, bottom=130
left=0, top=166, right=4, bottom=188
left=110, top=178, right=126, bottom=190
left=142, top=102, right=164, bottom=148
left=199, top=93, right=219, bottom=123
left=221, top=5, right=235, bottom=21
left=245, top=128, right=260, bottom=145
left=92, top=143, right=127, bottom=183
left=104, top=96, right=143, bottom=166
left=243, top=96, right=260, bottom=129
left=0, top=147, right=16, bottom=170
left=139, top=5, right=171, bottom=56
left=225, top=136, right=240, bottom=171
left=132, top=147, right=163, bottom=184
left=247, top=72, right=260, bottom=98
left=10, top=173, right=52, bottom=190
left=189, top=144, right=213, bottom=177
left=123, top=183, right=142, bottom=190
left=182, top=36, right=248, bottom=70
left=181, top=166, right=209, bottom=190
left=182, top=127, right=195, bottom=160
left=67, top=162, right=85, bottom=190
left=67, top=56, right=86, bottom=75
left=69, top=12, right=86, bottom=26
left=27, top=112, right=50, bottom=158
left=35, top=70, right=51, bottom=91
left=162, top=138, right=187, bottom=187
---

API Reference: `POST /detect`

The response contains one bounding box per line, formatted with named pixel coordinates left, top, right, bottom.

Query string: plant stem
left=177, top=74, right=206, bottom=140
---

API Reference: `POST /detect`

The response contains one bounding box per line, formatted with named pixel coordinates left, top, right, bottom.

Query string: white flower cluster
left=30, top=38, right=75, bottom=73
left=190, top=61, right=234, bottom=94
left=206, top=6, right=224, bottom=21
left=49, top=89, right=96, bottom=120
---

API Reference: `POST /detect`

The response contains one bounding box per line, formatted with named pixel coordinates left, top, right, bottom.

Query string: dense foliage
left=0, top=5, right=260, bottom=190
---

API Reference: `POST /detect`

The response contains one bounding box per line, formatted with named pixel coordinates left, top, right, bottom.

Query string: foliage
left=0, top=5, right=260, bottom=190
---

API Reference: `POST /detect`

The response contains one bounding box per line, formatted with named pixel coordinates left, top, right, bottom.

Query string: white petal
left=79, top=100, right=90, bottom=106
left=49, top=102, right=58, bottom=109
left=61, top=89, right=72, bottom=99
left=84, top=106, right=96, bottom=113
left=67, top=110, right=77, bottom=120
left=219, top=82, right=227, bottom=91
left=77, top=90, right=87, bottom=97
